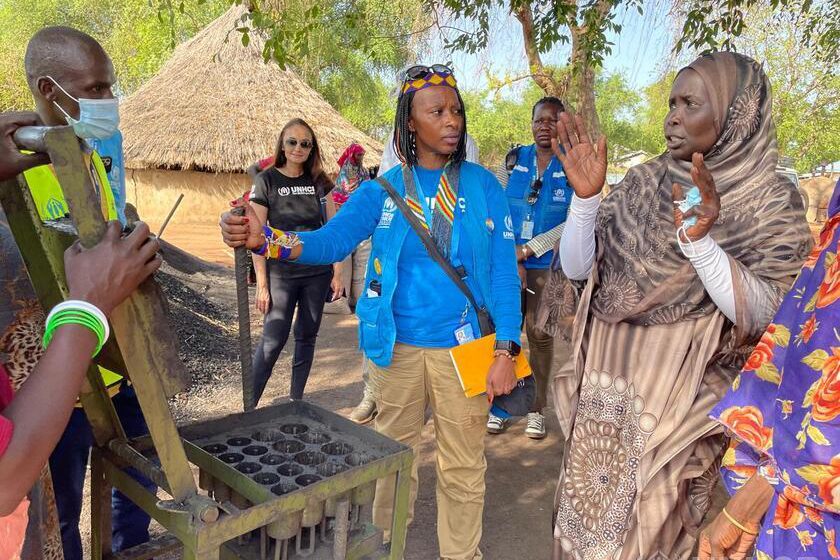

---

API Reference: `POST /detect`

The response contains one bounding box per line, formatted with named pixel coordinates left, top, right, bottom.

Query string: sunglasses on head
left=404, top=64, right=454, bottom=81
left=527, top=179, right=543, bottom=205
left=285, top=138, right=313, bottom=150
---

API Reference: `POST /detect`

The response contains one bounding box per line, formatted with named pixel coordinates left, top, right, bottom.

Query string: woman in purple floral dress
left=704, top=179, right=840, bottom=559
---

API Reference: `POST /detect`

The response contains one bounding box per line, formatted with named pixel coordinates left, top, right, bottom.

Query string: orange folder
left=449, top=334, right=532, bottom=398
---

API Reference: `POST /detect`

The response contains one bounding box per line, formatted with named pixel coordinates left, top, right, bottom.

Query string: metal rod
left=333, top=499, right=350, bottom=560
left=107, top=440, right=171, bottom=493
left=156, top=193, right=184, bottom=238
left=232, top=205, right=255, bottom=411
left=12, top=126, right=49, bottom=153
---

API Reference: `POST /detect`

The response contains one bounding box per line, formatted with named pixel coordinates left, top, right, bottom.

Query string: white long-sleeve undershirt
left=559, top=193, right=738, bottom=323
left=678, top=234, right=737, bottom=323
left=559, top=194, right=600, bottom=281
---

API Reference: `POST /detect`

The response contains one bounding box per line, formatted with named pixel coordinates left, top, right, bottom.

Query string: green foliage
left=438, top=0, right=644, bottom=71
left=462, top=85, right=544, bottom=167
left=677, top=0, right=839, bottom=64
left=595, top=71, right=642, bottom=163
left=465, top=69, right=653, bottom=168
left=731, top=4, right=840, bottom=172
left=633, top=71, right=673, bottom=157
left=0, top=0, right=229, bottom=110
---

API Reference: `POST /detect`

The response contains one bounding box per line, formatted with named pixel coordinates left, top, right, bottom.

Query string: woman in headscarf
left=700, top=178, right=840, bottom=560
left=548, top=52, right=812, bottom=559
left=326, top=142, right=368, bottom=314
left=332, top=143, right=367, bottom=212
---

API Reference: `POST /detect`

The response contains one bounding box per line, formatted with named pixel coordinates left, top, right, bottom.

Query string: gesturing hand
left=551, top=112, right=607, bottom=200
left=672, top=153, right=721, bottom=242
left=220, top=197, right=263, bottom=250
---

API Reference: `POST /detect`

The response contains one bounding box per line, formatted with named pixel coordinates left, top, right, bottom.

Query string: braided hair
left=393, top=88, right=468, bottom=167
left=532, top=96, right=565, bottom=117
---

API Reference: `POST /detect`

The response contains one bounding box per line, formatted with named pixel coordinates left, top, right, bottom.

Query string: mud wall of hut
left=126, top=168, right=251, bottom=230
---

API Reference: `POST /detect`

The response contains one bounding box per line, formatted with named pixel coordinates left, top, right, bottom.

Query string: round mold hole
left=273, top=440, right=305, bottom=454
left=259, top=454, right=287, bottom=466
left=201, top=443, right=227, bottom=454
left=279, top=423, right=309, bottom=437
left=236, top=461, right=261, bottom=474
left=295, top=474, right=322, bottom=487
left=277, top=463, right=303, bottom=477
left=253, top=472, right=280, bottom=486
left=321, top=442, right=354, bottom=456
left=345, top=452, right=373, bottom=467
left=294, top=451, right=327, bottom=466
left=271, top=482, right=297, bottom=496
left=219, top=452, right=244, bottom=464
left=251, top=428, right=285, bottom=442
left=242, top=445, right=268, bottom=456
left=226, top=437, right=252, bottom=447
left=300, top=431, right=332, bottom=445
left=316, top=462, right=349, bottom=477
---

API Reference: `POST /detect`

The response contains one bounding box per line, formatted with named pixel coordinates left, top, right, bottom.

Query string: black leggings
left=253, top=270, right=332, bottom=404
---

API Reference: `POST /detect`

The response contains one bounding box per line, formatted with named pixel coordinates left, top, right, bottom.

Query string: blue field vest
left=355, top=164, right=494, bottom=367
left=505, top=143, right=573, bottom=268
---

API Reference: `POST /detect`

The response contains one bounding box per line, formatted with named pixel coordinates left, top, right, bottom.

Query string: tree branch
left=513, top=3, right=563, bottom=96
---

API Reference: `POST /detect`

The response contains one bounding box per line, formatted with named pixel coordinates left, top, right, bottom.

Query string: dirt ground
left=77, top=227, right=725, bottom=559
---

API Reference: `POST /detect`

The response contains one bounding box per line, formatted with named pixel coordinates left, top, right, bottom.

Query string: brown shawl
left=589, top=52, right=811, bottom=330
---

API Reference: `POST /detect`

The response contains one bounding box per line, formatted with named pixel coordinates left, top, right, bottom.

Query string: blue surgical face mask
left=675, top=185, right=703, bottom=255
left=47, top=76, right=119, bottom=140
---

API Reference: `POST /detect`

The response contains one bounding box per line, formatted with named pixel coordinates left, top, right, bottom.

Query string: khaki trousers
left=369, top=343, right=488, bottom=560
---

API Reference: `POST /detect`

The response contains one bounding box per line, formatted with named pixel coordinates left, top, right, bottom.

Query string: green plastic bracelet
left=43, top=309, right=106, bottom=357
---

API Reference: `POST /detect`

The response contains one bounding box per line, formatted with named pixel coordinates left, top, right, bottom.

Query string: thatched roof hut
left=120, top=5, right=382, bottom=254
left=121, top=4, right=382, bottom=175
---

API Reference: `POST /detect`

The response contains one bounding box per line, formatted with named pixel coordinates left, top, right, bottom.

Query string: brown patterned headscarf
left=589, top=52, right=811, bottom=327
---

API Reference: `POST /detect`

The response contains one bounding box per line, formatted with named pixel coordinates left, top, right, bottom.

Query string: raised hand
left=672, top=153, right=721, bottom=242
left=551, top=112, right=607, bottom=199
left=220, top=197, right=263, bottom=250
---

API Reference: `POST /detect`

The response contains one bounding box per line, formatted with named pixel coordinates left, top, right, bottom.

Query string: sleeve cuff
left=570, top=193, right=601, bottom=213
left=677, top=233, right=717, bottom=260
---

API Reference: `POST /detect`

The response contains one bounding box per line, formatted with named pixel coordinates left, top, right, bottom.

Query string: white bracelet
left=46, top=300, right=110, bottom=345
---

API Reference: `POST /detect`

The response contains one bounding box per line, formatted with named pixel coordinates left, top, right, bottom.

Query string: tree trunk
left=569, top=25, right=601, bottom=139
left=515, top=1, right=605, bottom=139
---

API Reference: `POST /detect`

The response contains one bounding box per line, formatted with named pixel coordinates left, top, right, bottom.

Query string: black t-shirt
left=251, top=168, right=332, bottom=278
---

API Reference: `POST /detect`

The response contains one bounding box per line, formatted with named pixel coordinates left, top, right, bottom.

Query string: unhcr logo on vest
left=378, top=196, right=397, bottom=229
left=45, top=197, right=67, bottom=220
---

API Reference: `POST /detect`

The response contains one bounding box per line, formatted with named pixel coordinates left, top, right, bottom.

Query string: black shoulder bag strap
left=375, top=174, right=495, bottom=337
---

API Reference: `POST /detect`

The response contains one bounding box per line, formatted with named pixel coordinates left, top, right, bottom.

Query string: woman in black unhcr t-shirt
left=248, top=118, right=342, bottom=404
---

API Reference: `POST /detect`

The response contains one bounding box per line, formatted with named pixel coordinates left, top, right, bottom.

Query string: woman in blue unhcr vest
left=489, top=97, right=573, bottom=440
left=220, top=65, right=521, bottom=560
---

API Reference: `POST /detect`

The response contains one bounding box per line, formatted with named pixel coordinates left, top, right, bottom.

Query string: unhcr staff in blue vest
left=21, top=26, right=154, bottom=559
left=221, top=65, right=521, bottom=560
left=489, top=97, right=573, bottom=440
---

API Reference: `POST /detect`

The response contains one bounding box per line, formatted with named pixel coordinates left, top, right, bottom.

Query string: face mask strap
left=677, top=224, right=697, bottom=257
left=45, top=76, right=79, bottom=124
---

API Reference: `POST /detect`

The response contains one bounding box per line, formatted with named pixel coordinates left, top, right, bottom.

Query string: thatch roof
left=120, top=4, right=382, bottom=175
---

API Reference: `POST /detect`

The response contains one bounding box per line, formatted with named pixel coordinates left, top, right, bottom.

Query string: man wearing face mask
left=14, top=26, right=155, bottom=559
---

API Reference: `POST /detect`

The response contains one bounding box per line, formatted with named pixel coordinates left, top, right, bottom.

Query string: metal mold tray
left=176, top=400, right=412, bottom=560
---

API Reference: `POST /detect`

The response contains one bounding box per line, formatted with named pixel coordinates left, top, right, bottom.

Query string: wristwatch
left=493, top=340, right=521, bottom=356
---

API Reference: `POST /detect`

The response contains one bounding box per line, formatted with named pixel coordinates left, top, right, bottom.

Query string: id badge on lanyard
left=454, top=304, right=475, bottom=344
left=521, top=153, right=539, bottom=240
